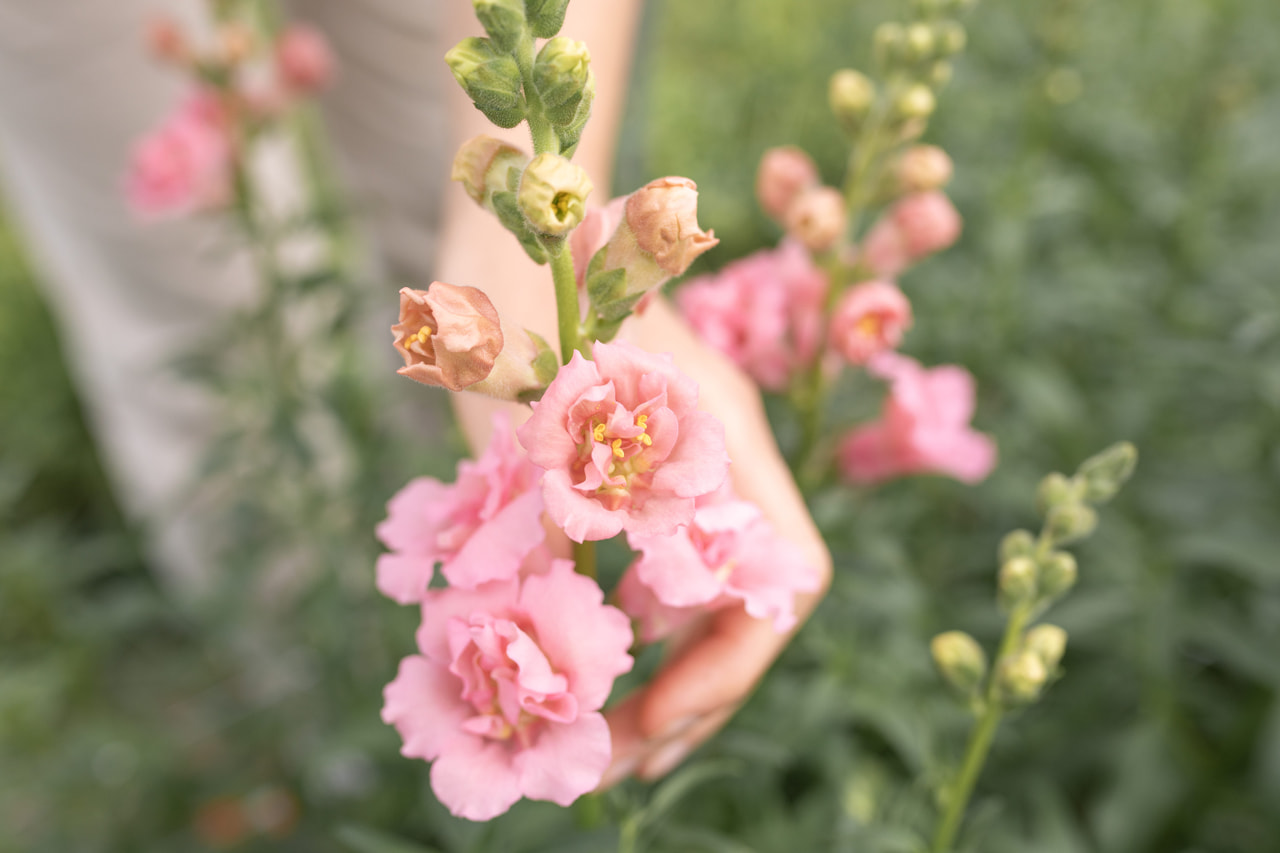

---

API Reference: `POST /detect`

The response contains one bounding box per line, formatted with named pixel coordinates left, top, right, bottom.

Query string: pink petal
left=441, top=488, right=546, bottom=588
left=519, top=352, right=603, bottom=469
left=514, top=712, right=613, bottom=806
left=630, top=528, right=724, bottom=607
left=650, top=410, right=730, bottom=497
left=416, top=579, right=521, bottom=662
left=381, top=655, right=472, bottom=761
left=540, top=468, right=626, bottom=543
left=375, top=552, right=436, bottom=605
left=375, top=476, right=453, bottom=554
left=430, top=738, right=523, bottom=821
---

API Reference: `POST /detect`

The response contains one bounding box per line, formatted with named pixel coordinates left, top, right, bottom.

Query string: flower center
left=855, top=314, right=882, bottom=339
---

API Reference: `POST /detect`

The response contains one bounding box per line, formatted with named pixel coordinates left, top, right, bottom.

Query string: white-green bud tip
left=1045, top=502, right=1098, bottom=546
left=1076, top=441, right=1138, bottom=504
left=1037, top=551, right=1078, bottom=599
left=1024, top=624, right=1068, bottom=673
left=931, top=631, right=988, bottom=695
left=998, top=650, right=1048, bottom=705
left=1036, top=471, right=1081, bottom=515
left=998, top=556, right=1039, bottom=606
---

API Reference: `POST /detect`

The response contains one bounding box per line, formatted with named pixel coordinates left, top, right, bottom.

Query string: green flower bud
left=1036, top=472, right=1080, bottom=515
left=445, top=37, right=525, bottom=129
left=525, top=0, right=571, bottom=39
left=1037, top=550, right=1078, bottom=599
left=929, top=60, right=954, bottom=88
left=554, top=71, right=594, bottom=156
left=998, top=556, right=1038, bottom=607
left=1044, top=502, right=1098, bottom=546
left=896, top=84, right=937, bottom=119
left=533, top=37, right=592, bottom=125
left=518, top=153, right=593, bottom=235
left=472, top=0, right=525, bottom=51
left=931, top=631, right=988, bottom=695
left=1024, top=624, right=1067, bottom=673
left=936, top=20, right=968, bottom=54
left=1076, top=441, right=1138, bottom=504
left=905, top=23, right=936, bottom=61
left=874, top=22, right=906, bottom=69
left=999, top=529, right=1037, bottom=565
left=997, top=650, right=1047, bottom=705
left=829, top=69, right=876, bottom=132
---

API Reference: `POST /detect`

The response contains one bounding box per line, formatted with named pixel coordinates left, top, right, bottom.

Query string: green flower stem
left=930, top=602, right=1030, bottom=853
left=550, top=243, right=588, bottom=363
left=573, top=539, right=597, bottom=581
left=515, top=31, right=559, bottom=156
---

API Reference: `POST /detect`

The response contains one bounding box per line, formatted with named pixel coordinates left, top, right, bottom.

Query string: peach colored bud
left=892, top=190, right=961, bottom=259
left=451, top=135, right=529, bottom=205
left=276, top=24, right=335, bottom=94
left=624, top=176, right=719, bottom=276
left=392, top=284, right=503, bottom=392
left=146, top=17, right=188, bottom=64
left=784, top=185, right=846, bottom=252
left=897, top=145, right=953, bottom=192
left=218, top=23, right=255, bottom=66
left=756, top=146, right=820, bottom=221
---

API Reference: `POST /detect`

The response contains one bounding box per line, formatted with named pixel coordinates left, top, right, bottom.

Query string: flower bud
left=276, top=24, right=335, bottom=94
left=931, top=631, right=988, bottom=695
left=998, top=650, right=1048, bottom=705
left=1044, top=503, right=1098, bottom=546
left=218, top=23, right=255, bottom=66
left=896, top=84, right=937, bottom=120
left=1024, top=624, right=1067, bottom=673
left=937, top=20, right=968, bottom=55
left=905, top=23, right=936, bottom=60
left=999, top=529, right=1036, bottom=565
left=146, top=16, right=189, bottom=64
left=517, top=153, right=593, bottom=235
left=533, top=38, right=593, bottom=125
left=451, top=135, right=530, bottom=205
left=998, top=556, right=1038, bottom=606
left=1037, top=551, right=1078, bottom=599
left=445, top=38, right=525, bottom=129
left=555, top=71, right=595, bottom=156
left=896, top=145, right=953, bottom=192
left=784, top=186, right=847, bottom=252
left=929, top=61, right=954, bottom=88
left=873, top=23, right=906, bottom=68
left=1036, top=472, right=1080, bottom=515
left=473, top=0, right=526, bottom=50
left=525, top=0, right=571, bottom=39
left=621, top=176, right=718, bottom=277
left=1076, top=441, right=1137, bottom=504
left=756, top=146, right=820, bottom=222
left=829, top=69, right=876, bottom=131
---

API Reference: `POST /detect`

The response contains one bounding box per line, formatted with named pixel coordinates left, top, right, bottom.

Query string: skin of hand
left=438, top=2, right=832, bottom=785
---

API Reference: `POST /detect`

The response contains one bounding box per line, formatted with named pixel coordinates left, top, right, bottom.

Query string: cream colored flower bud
left=931, top=631, right=988, bottom=695
left=999, top=529, right=1036, bottom=565
left=998, top=650, right=1048, bottom=705
left=905, top=23, right=936, bottom=60
left=874, top=22, right=906, bottom=67
left=1045, top=503, right=1098, bottom=546
left=896, top=84, right=937, bottom=120
left=451, top=135, right=529, bottom=205
left=1037, top=551, right=1078, bottom=599
left=533, top=38, right=592, bottom=118
left=829, top=69, right=876, bottom=128
left=517, top=153, right=593, bottom=235
left=897, top=145, right=954, bottom=192
left=1036, top=472, right=1081, bottom=515
left=937, top=20, right=968, bottom=55
left=930, top=61, right=955, bottom=88
left=998, top=556, right=1038, bottom=606
left=1024, top=624, right=1068, bottom=672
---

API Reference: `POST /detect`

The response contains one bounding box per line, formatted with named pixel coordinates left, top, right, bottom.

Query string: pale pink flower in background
left=756, top=145, right=820, bottom=221
left=860, top=191, right=962, bottom=277
left=381, top=560, right=633, bottom=821
left=838, top=352, right=996, bottom=485
left=517, top=340, right=729, bottom=542
left=677, top=239, right=827, bottom=392
left=624, top=485, right=822, bottom=636
left=126, top=91, right=231, bottom=218
left=896, top=145, right=954, bottom=193
left=276, top=24, right=335, bottom=94
left=784, top=185, right=847, bottom=252
left=829, top=280, right=913, bottom=365
left=615, top=567, right=701, bottom=644
left=375, top=413, right=544, bottom=602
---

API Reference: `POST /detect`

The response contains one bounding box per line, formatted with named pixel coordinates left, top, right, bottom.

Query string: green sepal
left=473, top=0, right=526, bottom=51
left=524, top=0, right=570, bottom=38
left=491, top=191, right=550, bottom=264
left=527, top=330, right=560, bottom=386
left=444, top=38, right=526, bottom=128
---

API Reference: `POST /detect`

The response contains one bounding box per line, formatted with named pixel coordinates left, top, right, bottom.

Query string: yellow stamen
left=407, top=324, right=433, bottom=347
left=635, top=414, right=648, bottom=429
left=592, top=423, right=607, bottom=442
left=856, top=315, right=882, bottom=338
left=611, top=438, right=625, bottom=458
left=639, top=433, right=653, bottom=447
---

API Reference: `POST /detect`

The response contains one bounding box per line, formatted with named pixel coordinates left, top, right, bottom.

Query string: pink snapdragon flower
left=375, top=413, right=544, bottom=602
left=829, top=280, right=913, bottom=365
left=756, top=145, right=820, bottom=222
left=382, top=559, right=634, bottom=821
left=126, top=91, right=232, bottom=218
left=517, top=340, right=729, bottom=542
left=623, top=486, right=822, bottom=638
left=860, top=191, right=962, bottom=277
left=275, top=24, right=334, bottom=94
left=676, top=239, right=828, bottom=392
left=838, top=353, right=996, bottom=484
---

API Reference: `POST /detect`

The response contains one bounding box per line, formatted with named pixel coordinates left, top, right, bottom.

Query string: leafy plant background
left=3, top=0, right=1279, bottom=851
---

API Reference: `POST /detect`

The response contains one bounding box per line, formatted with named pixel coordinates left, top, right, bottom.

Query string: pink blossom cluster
left=377, top=343, right=817, bottom=820
left=127, top=21, right=335, bottom=218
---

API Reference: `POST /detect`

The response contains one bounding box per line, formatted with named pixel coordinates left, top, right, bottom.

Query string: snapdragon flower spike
left=860, top=190, right=962, bottom=278
left=677, top=239, right=828, bottom=392
left=622, top=485, right=822, bottom=640
left=829, top=280, right=913, bottom=365
left=756, top=145, right=821, bottom=223
left=838, top=352, right=996, bottom=484
left=382, top=559, right=634, bottom=821
left=517, top=340, right=729, bottom=542
left=375, top=413, right=545, bottom=603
